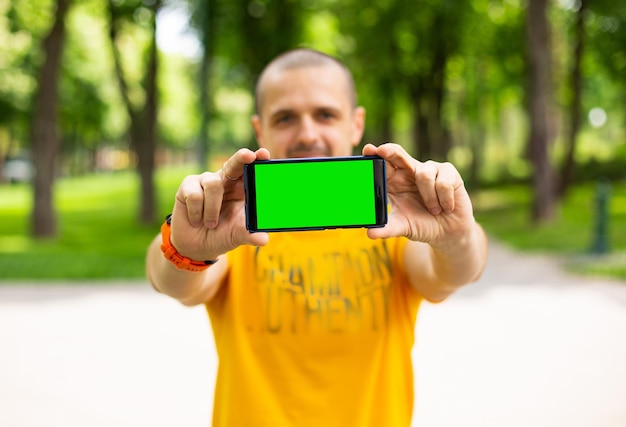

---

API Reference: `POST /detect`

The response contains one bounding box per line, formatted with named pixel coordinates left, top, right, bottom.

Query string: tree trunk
left=526, top=0, right=556, bottom=223
left=467, top=121, right=486, bottom=191
left=374, top=76, right=394, bottom=144
left=408, top=20, right=450, bottom=163
left=108, top=0, right=159, bottom=225
left=410, top=79, right=431, bottom=160
left=136, top=2, right=159, bottom=225
left=464, top=56, right=486, bottom=191
left=559, top=0, right=586, bottom=197
left=30, top=0, right=72, bottom=238
left=197, top=0, right=216, bottom=171
left=430, top=20, right=450, bottom=162
left=379, top=99, right=394, bottom=144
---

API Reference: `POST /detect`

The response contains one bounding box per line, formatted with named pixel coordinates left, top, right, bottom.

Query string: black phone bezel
left=243, top=155, right=388, bottom=233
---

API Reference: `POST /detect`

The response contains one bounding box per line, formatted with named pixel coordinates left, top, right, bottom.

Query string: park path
left=1, top=241, right=625, bottom=427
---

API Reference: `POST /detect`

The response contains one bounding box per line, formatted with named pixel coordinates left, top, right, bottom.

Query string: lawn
left=0, top=167, right=188, bottom=280
left=0, top=171, right=624, bottom=281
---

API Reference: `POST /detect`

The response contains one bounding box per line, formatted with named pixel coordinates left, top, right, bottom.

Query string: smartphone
left=243, top=156, right=388, bottom=232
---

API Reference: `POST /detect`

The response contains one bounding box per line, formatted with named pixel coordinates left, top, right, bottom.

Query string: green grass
left=0, top=167, right=190, bottom=281
left=1, top=171, right=625, bottom=282
left=473, top=182, right=626, bottom=280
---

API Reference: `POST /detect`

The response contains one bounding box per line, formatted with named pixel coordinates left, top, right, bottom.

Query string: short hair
left=254, top=48, right=357, bottom=115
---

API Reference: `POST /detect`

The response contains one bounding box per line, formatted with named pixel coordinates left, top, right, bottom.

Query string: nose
left=296, top=115, right=319, bottom=145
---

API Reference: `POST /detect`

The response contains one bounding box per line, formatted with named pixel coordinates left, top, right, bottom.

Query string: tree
left=406, top=3, right=455, bottom=161
left=559, top=0, right=587, bottom=197
left=333, top=1, right=403, bottom=146
left=108, top=0, right=161, bottom=224
left=233, top=0, right=304, bottom=83
left=57, top=0, right=125, bottom=176
left=30, top=0, right=73, bottom=238
left=188, top=0, right=219, bottom=170
left=526, top=0, right=556, bottom=223
left=451, top=0, right=526, bottom=189
left=334, top=0, right=469, bottom=160
left=587, top=2, right=626, bottom=129
left=196, top=0, right=215, bottom=170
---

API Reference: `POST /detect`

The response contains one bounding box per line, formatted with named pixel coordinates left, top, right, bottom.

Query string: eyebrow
left=267, top=106, right=343, bottom=120
left=267, top=109, right=294, bottom=120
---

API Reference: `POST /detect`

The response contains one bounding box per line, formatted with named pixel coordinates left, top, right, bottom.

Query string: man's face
left=252, top=65, right=365, bottom=159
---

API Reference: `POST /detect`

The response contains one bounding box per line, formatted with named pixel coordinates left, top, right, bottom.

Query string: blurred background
left=0, top=0, right=624, bottom=280
left=2, top=2, right=626, bottom=426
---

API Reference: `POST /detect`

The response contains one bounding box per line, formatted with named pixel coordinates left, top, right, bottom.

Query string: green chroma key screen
left=251, top=158, right=379, bottom=230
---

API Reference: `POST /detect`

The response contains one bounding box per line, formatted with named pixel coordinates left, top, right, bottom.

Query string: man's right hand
left=168, top=147, right=271, bottom=263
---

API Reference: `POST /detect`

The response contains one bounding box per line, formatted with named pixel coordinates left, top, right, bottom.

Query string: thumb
left=367, top=221, right=401, bottom=240
left=234, top=228, right=270, bottom=248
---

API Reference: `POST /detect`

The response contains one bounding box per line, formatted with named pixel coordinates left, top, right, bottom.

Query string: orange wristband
left=160, top=215, right=217, bottom=272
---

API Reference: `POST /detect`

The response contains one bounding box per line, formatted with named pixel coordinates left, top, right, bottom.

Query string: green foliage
left=2, top=0, right=624, bottom=171
left=158, top=53, right=201, bottom=147
left=0, top=168, right=187, bottom=280
left=0, top=0, right=44, bottom=129
left=60, top=0, right=127, bottom=144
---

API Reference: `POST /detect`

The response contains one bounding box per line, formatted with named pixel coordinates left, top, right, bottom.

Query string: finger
left=371, top=143, right=416, bottom=170
left=200, top=172, right=225, bottom=228
left=361, top=143, right=377, bottom=156
left=434, top=162, right=464, bottom=214
left=176, top=174, right=212, bottom=227
left=221, top=148, right=257, bottom=182
left=255, top=147, right=271, bottom=160
left=362, top=143, right=419, bottom=185
left=415, top=161, right=442, bottom=215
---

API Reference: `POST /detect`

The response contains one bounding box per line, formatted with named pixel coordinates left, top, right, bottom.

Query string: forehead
left=257, top=65, right=352, bottom=117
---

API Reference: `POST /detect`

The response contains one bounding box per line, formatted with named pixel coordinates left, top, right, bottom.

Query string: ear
left=351, top=106, right=366, bottom=147
left=251, top=115, right=264, bottom=147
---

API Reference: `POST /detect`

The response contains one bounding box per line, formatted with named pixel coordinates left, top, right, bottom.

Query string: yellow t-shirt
left=206, top=228, right=423, bottom=427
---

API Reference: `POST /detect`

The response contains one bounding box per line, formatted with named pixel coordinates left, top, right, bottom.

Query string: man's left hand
left=362, top=143, right=475, bottom=248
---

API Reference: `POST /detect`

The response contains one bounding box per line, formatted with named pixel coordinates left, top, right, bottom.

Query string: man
left=146, top=48, right=488, bottom=427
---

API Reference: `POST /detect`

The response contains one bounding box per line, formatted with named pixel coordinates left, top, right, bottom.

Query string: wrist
left=428, top=218, right=477, bottom=254
left=160, top=214, right=217, bottom=272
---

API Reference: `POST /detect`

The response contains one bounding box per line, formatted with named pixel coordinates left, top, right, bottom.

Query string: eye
left=317, top=110, right=336, bottom=121
left=273, top=113, right=293, bottom=125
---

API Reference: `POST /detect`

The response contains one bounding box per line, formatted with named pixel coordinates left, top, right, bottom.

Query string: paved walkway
left=1, top=242, right=625, bottom=427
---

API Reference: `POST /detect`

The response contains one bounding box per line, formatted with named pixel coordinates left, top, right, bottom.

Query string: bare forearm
left=428, top=222, right=488, bottom=301
left=146, top=236, right=226, bottom=306
left=407, top=222, right=488, bottom=302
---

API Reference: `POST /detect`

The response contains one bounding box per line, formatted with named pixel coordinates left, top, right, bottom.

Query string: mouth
left=286, top=147, right=331, bottom=158
left=289, top=153, right=328, bottom=159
